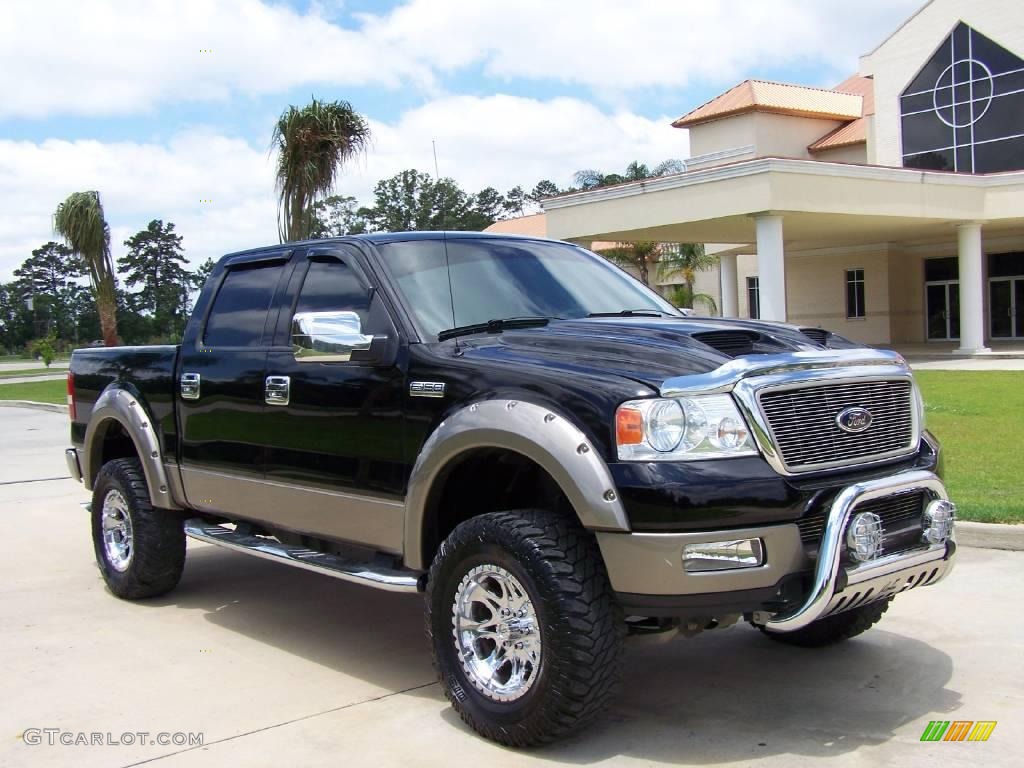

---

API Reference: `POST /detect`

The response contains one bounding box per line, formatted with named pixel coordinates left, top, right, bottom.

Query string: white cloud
left=0, top=95, right=684, bottom=278
left=0, top=0, right=923, bottom=119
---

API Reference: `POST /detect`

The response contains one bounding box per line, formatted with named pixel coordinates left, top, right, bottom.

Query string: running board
left=184, top=518, right=422, bottom=593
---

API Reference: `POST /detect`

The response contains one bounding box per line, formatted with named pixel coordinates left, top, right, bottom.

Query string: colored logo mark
left=920, top=720, right=997, bottom=742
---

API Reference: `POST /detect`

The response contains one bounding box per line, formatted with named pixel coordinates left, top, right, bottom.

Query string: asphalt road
left=1, top=406, right=1021, bottom=767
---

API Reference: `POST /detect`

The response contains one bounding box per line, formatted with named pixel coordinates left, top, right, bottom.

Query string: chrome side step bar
left=184, top=518, right=422, bottom=593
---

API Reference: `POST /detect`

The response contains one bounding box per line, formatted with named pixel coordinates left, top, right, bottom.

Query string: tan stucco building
left=537, top=0, right=1024, bottom=354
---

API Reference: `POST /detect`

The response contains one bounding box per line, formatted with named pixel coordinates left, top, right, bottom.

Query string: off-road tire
left=91, top=458, right=185, bottom=599
left=756, top=597, right=892, bottom=647
left=426, top=509, right=625, bottom=747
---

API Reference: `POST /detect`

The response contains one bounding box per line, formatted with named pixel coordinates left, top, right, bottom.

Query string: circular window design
left=932, top=58, right=994, bottom=128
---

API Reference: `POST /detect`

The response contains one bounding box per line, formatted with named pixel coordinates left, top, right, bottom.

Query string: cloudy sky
left=0, top=0, right=924, bottom=278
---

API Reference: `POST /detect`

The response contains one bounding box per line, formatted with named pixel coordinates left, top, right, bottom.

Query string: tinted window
left=204, top=263, right=285, bottom=347
left=846, top=268, right=865, bottom=319
left=989, top=252, right=1024, bottom=278
left=295, top=259, right=370, bottom=322
left=900, top=22, right=1024, bottom=173
left=925, top=257, right=958, bottom=282
left=377, top=238, right=676, bottom=340
left=746, top=276, right=760, bottom=320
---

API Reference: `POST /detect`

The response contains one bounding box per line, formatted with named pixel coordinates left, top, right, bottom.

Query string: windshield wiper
left=437, top=316, right=555, bottom=342
left=587, top=309, right=667, bottom=318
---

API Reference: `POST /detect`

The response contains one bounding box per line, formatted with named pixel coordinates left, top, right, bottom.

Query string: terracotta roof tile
left=483, top=213, right=547, bottom=236
left=672, top=79, right=863, bottom=128
left=808, top=75, right=874, bottom=152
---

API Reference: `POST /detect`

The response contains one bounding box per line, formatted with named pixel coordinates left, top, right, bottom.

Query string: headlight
left=616, top=394, right=759, bottom=461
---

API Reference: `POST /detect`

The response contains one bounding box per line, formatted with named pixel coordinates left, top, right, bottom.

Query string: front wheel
left=755, top=597, right=892, bottom=647
left=91, top=458, right=186, bottom=599
left=426, top=509, right=625, bottom=747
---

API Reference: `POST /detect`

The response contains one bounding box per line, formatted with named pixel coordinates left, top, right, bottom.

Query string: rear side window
left=204, top=263, right=285, bottom=347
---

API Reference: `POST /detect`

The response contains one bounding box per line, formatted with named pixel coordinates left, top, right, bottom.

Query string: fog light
left=683, top=538, right=764, bottom=572
left=922, top=499, right=956, bottom=544
left=846, top=512, right=883, bottom=562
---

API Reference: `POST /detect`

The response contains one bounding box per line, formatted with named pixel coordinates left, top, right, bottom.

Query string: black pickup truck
left=66, top=232, right=957, bottom=746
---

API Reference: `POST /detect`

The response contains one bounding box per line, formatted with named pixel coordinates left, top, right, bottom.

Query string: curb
left=0, top=400, right=68, bottom=414
left=956, top=521, right=1024, bottom=552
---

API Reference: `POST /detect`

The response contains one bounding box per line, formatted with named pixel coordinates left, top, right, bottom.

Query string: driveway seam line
left=0, top=476, right=72, bottom=486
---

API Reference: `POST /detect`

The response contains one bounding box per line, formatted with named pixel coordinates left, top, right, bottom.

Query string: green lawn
left=0, top=367, right=68, bottom=379
left=1, top=370, right=1019, bottom=523
left=915, top=370, right=1024, bottom=524
left=0, top=379, right=67, bottom=404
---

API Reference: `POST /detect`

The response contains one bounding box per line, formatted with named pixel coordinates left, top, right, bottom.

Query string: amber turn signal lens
left=616, top=407, right=644, bottom=446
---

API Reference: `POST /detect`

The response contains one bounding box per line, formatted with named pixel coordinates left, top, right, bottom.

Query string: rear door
left=259, top=245, right=407, bottom=552
left=177, top=251, right=292, bottom=519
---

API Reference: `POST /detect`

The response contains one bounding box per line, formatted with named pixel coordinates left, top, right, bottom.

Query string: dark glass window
left=846, top=269, right=866, bottom=319
left=925, top=257, right=959, bottom=282
left=989, top=252, right=1024, bottom=278
left=295, top=259, right=370, bottom=322
left=204, top=262, right=285, bottom=347
left=747, top=276, right=760, bottom=320
left=900, top=22, right=1024, bottom=173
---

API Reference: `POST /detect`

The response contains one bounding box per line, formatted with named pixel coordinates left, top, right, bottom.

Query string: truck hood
left=452, top=316, right=852, bottom=392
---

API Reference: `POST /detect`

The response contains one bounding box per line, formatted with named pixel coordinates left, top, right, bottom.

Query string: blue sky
left=0, top=0, right=924, bottom=278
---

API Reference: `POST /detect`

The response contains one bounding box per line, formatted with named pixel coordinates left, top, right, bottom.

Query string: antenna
left=433, top=139, right=460, bottom=354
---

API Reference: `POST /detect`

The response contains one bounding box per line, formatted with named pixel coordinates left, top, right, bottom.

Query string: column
left=955, top=222, right=990, bottom=355
left=719, top=253, right=738, bottom=318
left=755, top=214, right=786, bottom=321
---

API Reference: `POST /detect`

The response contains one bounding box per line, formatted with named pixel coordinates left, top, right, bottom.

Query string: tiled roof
left=672, top=79, right=863, bottom=127
left=483, top=213, right=547, bottom=236
left=808, top=75, right=874, bottom=153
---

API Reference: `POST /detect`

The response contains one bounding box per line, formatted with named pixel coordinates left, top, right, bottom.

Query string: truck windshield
left=376, top=238, right=679, bottom=341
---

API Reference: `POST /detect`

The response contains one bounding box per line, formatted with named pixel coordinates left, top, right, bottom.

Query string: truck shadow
left=152, top=545, right=958, bottom=762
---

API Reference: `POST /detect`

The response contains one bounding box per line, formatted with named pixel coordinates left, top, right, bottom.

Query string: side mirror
left=292, top=311, right=388, bottom=363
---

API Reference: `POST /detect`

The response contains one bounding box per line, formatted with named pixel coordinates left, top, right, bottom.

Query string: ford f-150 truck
left=66, top=232, right=957, bottom=746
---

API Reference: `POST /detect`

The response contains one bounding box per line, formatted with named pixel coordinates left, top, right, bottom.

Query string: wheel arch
left=83, top=385, right=181, bottom=511
left=404, top=399, right=628, bottom=571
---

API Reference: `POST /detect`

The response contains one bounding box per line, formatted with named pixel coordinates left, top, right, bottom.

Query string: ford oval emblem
left=836, top=407, right=873, bottom=433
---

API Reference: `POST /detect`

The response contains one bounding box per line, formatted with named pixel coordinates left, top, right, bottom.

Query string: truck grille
left=797, top=491, right=927, bottom=552
left=758, top=379, right=915, bottom=471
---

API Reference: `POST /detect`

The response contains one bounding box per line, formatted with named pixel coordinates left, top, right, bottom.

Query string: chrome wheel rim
left=101, top=490, right=133, bottom=572
left=452, top=564, right=541, bottom=702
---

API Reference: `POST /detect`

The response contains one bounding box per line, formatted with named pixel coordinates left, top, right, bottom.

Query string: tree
left=470, top=187, right=506, bottom=226
left=660, top=243, right=720, bottom=312
left=528, top=180, right=560, bottom=206
left=360, top=170, right=489, bottom=232
left=502, top=186, right=527, bottom=217
left=596, top=241, right=663, bottom=286
left=119, top=220, right=192, bottom=339
left=272, top=98, right=371, bottom=242
left=573, top=159, right=684, bottom=190
left=191, top=257, right=217, bottom=293
left=13, top=241, right=82, bottom=340
left=53, top=191, right=120, bottom=346
left=0, top=282, right=33, bottom=353
left=310, top=195, right=367, bottom=238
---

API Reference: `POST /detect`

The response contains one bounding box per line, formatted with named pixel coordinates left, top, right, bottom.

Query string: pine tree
left=119, top=220, right=191, bottom=340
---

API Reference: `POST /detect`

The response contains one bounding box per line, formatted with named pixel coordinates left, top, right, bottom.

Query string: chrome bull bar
left=765, top=469, right=955, bottom=633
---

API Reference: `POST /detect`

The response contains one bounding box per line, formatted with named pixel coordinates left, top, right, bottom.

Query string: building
left=535, top=0, right=1024, bottom=353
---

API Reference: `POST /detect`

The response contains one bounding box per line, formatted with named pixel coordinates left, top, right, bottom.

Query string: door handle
left=180, top=373, right=201, bottom=400
left=265, top=375, right=290, bottom=406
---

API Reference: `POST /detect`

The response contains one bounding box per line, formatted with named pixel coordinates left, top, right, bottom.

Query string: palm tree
left=597, top=241, right=663, bottom=286
left=660, top=243, right=720, bottom=313
left=53, top=191, right=119, bottom=346
left=272, top=98, right=371, bottom=242
left=573, top=159, right=684, bottom=190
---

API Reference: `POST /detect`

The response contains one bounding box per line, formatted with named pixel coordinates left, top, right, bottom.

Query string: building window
left=900, top=22, right=1024, bottom=173
left=846, top=269, right=866, bottom=319
left=747, top=276, right=760, bottom=319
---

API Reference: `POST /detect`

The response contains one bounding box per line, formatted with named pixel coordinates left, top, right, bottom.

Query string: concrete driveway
left=1, top=406, right=1021, bottom=767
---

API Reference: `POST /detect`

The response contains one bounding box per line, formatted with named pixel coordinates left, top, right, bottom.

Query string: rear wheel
left=91, top=458, right=185, bottom=599
left=756, top=597, right=892, bottom=647
left=426, top=509, right=625, bottom=747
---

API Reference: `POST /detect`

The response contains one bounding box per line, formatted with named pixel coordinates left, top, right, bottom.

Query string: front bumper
left=597, top=469, right=956, bottom=630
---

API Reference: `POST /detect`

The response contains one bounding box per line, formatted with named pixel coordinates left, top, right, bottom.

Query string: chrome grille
left=759, top=379, right=915, bottom=471
left=798, top=491, right=927, bottom=549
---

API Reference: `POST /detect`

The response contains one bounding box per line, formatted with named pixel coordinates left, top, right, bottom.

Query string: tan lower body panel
left=596, top=524, right=808, bottom=595
left=180, top=466, right=405, bottom=555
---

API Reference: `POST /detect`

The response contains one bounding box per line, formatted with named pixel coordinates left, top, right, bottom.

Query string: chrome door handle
left=180, top=373, right=201, bottom=400
left=265, top=375, right=290, bottom=406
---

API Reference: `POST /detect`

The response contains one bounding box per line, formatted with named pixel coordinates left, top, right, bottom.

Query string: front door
left=926, top=281, right=960, bottom=341
left=260, top=247, right=407, bottom=553
left=990, top=278, right=1024, bottom=338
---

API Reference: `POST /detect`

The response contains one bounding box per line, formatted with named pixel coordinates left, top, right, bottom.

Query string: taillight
left=67, top=372, right=76, bottom=421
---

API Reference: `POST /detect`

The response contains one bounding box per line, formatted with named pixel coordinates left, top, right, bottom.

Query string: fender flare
left=83, top=385, right=182, bottom=511
left=403, top=398, right=629, bottom=570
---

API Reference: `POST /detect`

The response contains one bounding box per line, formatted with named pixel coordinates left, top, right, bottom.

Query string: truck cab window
left=295, top=259, right=371, bottom=325
left=204, top=262, right=285, bottom=347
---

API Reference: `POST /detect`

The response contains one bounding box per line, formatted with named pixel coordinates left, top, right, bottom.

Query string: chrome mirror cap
left=292, top=310, right=375, bottom=363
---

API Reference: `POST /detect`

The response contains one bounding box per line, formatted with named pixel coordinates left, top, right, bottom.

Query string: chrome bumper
left=65, top=448, right=82, bottom=483
left=765, top=469, right=955, bottom=633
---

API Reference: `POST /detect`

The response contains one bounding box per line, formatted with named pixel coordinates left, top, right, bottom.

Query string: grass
left=0, top=378, right=67, bottom=404
left=0, top=367, right=68, bottom=379
left=1, top=369, right=1018, bottom=524
left=915, top=370, right=1024, bottom=524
